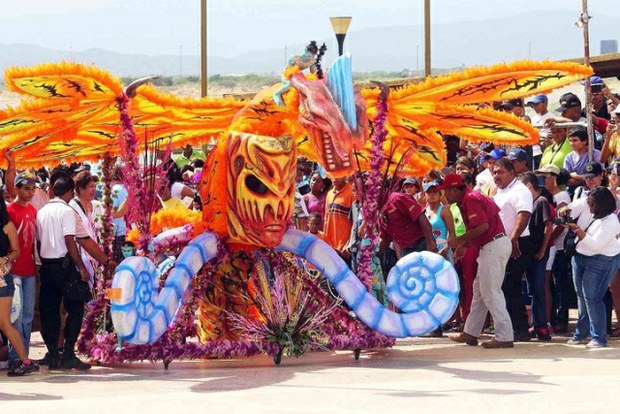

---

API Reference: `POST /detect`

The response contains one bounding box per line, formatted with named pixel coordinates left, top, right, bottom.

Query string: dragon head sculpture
left=290, top=61, right=367, bottom=179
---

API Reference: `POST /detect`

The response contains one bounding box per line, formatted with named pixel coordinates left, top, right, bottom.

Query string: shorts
left=0, top=273, right=15, bottom=297
left=545, top=246, right=557, bottom=272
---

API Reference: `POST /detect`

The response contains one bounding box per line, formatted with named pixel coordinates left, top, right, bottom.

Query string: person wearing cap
left=535, top=163, right=572, bottom=333
left=506, top=148, right=530, bottom=176
left=527, top=94, right=553, bottom=163
left=423, top=180, right=455, bottom=262
left=564, top=126, right=602, bottom=188
left=5, top=171, right=38, bottom=367
left=474, top=148, right=505, bottom=195
left=498, top=99, right=525, bottom=117
left=582, top=76, right=611, bottom=121
left=492, top=158, right=534, bottom=342
left=545, top=92, right=609, bottom=141
left=442, top=174, right=514, bottom=348
left=401, top=177, right=420, bottom=197
left=539, top=124, right=573, bottom=171
left=3, top=149, right=50, bottom=211
left=600, top=106, right=620, bottom=164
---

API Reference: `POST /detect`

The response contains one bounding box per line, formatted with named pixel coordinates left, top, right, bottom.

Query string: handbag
left=62, top=277, right=92, bottom=302
left=564, top=219, right=596, bottom=258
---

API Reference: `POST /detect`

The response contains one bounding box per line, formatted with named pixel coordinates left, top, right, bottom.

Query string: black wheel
left=273, top=350, right=283, bottom=365
left=164, top=360, right=171, bottom=370
left=354, top=348, right=361, bottom=360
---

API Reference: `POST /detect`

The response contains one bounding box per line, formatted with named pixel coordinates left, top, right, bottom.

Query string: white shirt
left=171, top=181, right=187, bottom=200
left=553, top=191, right=572, bottom=249
left=531, top=111, right=555, bottom=155
left=474, top=168, right=492, bottom=192
left=493, top=178, right=533, bottom=238
left=576, top=213, right=620, bottom=257
left=568, top=192, right=620, bottom=230
left=36, top=199, right=77, bottom=259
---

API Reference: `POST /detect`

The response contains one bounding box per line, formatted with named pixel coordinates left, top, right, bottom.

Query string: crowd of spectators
left=1, top=78, right=620, bottom=377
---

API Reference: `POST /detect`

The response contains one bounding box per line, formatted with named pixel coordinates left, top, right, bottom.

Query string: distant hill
left=0, top=10, right=618, bottom=77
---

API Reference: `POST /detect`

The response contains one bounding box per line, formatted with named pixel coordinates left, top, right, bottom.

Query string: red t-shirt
left=7, top=202, right=37, bottom=276
left=380, top=192, right=425, bottom=249
left=457, top=189, right=505, bottom=248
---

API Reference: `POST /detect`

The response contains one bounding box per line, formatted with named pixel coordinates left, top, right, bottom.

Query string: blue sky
left=1, top=0, right=618, bottom=57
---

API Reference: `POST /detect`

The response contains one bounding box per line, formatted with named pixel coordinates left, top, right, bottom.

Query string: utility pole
left=200, top=0, right=208, bottom=97
left=578, top=0, right=594, bottom=161
left=424, top=0, right=431, bottom=77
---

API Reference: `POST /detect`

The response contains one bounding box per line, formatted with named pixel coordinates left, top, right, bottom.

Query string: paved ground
left=2, top=331, right=619, bottom=414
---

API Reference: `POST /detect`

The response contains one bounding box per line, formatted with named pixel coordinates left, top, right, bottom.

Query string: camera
left=552, top=215, right=574, bottom=225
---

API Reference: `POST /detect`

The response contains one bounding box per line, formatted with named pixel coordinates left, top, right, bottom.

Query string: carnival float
left=0, top=41, right=592, bottom=366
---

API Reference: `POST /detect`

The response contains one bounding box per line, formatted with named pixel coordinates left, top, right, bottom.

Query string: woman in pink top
left=303, top=171, right=332, bottom=226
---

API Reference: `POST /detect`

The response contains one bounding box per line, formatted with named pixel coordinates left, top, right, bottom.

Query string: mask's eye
left=245, top=175, right=268, bottom=195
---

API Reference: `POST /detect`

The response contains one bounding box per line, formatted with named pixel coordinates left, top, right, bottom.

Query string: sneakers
left=585, top=340, right=607, bottom=349
left=481, top=339, right=514, bottom=348
left=60, top=355, right=91, bottom=370
left=536, top=327, right=552, bottom=341
left=566, top=338, right=589, bottom=345
left=449, top=332, right=478, bottom=346
left=7, top=361, right=39, bottom=377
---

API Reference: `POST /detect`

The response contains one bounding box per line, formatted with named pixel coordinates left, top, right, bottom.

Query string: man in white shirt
left=527, top=94, right=554, bottom=166
left=37, top=174, right=91, bottom=371
left=492, top=158, right=534, bottom=342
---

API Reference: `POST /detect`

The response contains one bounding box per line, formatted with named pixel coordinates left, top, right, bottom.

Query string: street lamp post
left=200, top=0, right=208, bottom=97
left=329, top=16, right=352, bottom=56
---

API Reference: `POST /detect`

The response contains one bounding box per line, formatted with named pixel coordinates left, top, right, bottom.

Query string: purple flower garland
left=356, top=89, right=389, bottom=291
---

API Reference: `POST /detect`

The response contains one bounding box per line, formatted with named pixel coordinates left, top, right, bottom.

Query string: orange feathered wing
left=358, top=60, right=593, bottom=176
left=0, top=63, right=247, bottom=167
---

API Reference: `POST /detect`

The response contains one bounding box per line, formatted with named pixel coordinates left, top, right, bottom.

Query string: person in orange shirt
left=324, top=176, right=354, bottom=265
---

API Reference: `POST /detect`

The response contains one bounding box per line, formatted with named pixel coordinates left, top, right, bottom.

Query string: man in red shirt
left=379, top=191, right=437, bottom=257
left=6, top=172, right=38, bottom=365
left=440, top=174, right=515, bottom=348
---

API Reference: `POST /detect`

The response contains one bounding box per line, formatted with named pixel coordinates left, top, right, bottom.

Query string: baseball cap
left=534, top=164, right=561, bottom=176
left=14, top=171, right=37, bottom=187
left=423, top=180, right=441, bottom=192
left=556, top=93, right=582, bottom=113
left=488, top=149, right=506, bottom=160
left=507, top=148, right=528, bottom=162
left=436, top=174, right=465, bottom=190
left=526, top=94, right=548, bottom=106
left=402, top=177, right=419, bottom=187
left=583, top=161, right=604, bottom=178
left=581, top=76, right=605, bottom=92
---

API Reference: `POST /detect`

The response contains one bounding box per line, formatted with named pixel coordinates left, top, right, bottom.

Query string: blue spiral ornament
left=111, top=232, right=219, bottom=344
left=277, top=229, right=460, bottom=338
left=386, top=251, right=459, bottom=335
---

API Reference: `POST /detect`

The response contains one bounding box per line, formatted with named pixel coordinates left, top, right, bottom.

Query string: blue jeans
left=572, top=254, right=620, bottom=345
left=8, top=275, right=36, bottom=361
left=526, top=253, right=548, bottom=329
